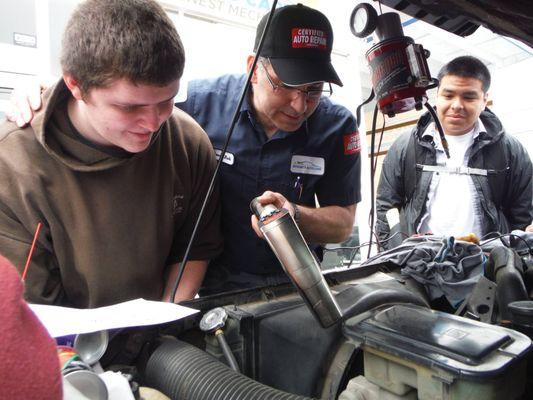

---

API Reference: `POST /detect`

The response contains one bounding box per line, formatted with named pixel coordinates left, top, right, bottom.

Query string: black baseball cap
left=254, top=4, right=343, bottom=87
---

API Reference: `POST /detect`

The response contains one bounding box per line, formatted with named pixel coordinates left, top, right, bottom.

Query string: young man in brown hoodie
left=0, top=0, right=222, bottom=308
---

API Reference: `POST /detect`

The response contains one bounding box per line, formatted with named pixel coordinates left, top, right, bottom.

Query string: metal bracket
left=455, top=276, right=497, bottom=323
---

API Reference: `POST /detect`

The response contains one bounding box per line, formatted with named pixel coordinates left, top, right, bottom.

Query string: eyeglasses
left=260, top=60, right=333, bottom=101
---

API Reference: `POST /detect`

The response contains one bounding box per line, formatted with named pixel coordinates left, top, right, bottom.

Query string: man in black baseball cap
left=186, top=3, right=361, bottom=293
left=254, top=3, right=343, bottom=87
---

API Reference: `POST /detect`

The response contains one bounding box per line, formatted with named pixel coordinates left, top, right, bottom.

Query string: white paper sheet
left=29, top=298, right=199, bottom=337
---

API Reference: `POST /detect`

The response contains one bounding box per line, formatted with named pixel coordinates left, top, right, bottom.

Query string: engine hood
left=379, top=0, right=533, bottom=48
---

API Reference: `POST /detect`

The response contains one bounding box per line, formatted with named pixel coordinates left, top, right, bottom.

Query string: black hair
left=61, top=0, right=185, bottom=94
left=437, top=56, right=491, bottom=92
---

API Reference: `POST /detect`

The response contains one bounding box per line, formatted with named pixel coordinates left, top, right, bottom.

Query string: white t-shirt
left=418, top=121, right=484, bottom=237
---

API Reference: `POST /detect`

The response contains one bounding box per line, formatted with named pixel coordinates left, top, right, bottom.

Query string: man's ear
left=63, top=74, right=84, bottom=100
left=246, top=55, right=259, bottom=84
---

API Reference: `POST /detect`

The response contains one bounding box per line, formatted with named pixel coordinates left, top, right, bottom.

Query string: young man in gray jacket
left=376, top=56, right=532, bottom=249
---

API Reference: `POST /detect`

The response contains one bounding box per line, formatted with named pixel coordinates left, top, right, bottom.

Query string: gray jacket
left=376, top=108, right=532, bottom=249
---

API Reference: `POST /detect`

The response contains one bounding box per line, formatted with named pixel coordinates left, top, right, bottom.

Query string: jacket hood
left=414, top=107, right=505, bottom=145
left=31, top=80, right=158, bottom=172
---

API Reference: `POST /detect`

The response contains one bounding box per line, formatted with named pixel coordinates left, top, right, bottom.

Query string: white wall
left=490, top=57, right=533, bottom=157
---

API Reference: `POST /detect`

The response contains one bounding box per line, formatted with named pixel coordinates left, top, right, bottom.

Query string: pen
left=21, top=222, right=42, bottom=281
left=293, top=176, right=303, bottom=201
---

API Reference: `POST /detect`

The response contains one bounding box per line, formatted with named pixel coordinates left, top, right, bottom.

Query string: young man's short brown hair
left=61, top=0, right=185, bottom=94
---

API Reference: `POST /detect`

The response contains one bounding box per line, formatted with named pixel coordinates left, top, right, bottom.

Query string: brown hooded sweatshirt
left=0, top=81, right=222, bottom=308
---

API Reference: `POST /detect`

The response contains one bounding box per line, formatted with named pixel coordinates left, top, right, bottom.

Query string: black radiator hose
left=486, top=246, right=528, bottom=321
left=145, top=338, right=313, bottom=400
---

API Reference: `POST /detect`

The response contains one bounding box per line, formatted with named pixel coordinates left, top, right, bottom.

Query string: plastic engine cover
left=343, top=304, right=532, bottom=378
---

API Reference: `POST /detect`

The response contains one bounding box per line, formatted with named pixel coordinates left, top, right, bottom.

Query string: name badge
left=215, top=149, right=234, bottom=165
left=290, top=155, right=325, bottom=176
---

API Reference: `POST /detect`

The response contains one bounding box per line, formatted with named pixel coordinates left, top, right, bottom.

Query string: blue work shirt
left=177, top=74, right=361, bottom=276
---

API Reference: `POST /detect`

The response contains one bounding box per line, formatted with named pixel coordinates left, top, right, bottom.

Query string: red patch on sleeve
left=343, top=131, right=361, bottom=155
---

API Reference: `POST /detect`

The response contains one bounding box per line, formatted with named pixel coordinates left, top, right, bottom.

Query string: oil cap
left=199, top=307, right=228, bottom=333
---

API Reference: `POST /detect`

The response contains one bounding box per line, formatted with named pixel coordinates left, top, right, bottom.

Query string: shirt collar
left=241, top=86, right=254, bottom=113
left=422, top=117, right=487, bottom=148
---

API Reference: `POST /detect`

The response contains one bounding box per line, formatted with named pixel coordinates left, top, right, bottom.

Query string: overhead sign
left=166, top=0, right=300, bottom=26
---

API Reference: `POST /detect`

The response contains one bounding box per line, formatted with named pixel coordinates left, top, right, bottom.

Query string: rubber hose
left=145, top=338, right=313, bottom=400
left=337, top=284, right=429, bottom=320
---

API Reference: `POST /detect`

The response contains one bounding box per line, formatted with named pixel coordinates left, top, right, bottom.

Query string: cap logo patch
left=291, top=28, right=327, bottom=50
left=343, top=132, right=361, bottom=155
